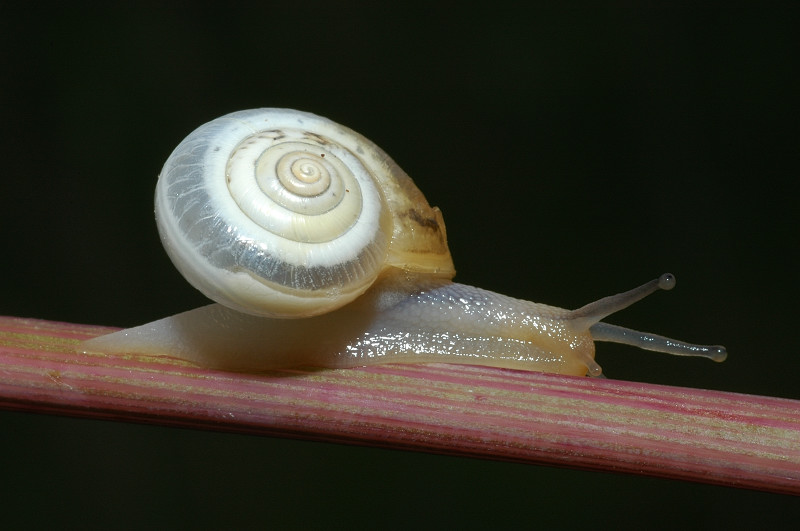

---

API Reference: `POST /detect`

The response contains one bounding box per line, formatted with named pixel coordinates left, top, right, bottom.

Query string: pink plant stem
left=1, top=315, right=798, bottom=495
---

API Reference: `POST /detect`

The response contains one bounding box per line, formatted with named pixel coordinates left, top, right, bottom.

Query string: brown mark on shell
left=402, top=209, right=446, bottom=245
left=302, top=131, right=331, bottom=145
left=260, top=129, right=287, bottom=141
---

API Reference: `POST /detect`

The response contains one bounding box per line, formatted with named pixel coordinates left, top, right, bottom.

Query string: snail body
left=82, top=108, right=726, bottom=376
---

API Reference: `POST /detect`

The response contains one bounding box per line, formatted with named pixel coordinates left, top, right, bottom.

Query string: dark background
left=2, top=3, right=798, bottom=527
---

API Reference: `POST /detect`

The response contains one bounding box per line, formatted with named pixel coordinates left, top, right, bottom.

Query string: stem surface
left=1, top=315, right=798, bottom=495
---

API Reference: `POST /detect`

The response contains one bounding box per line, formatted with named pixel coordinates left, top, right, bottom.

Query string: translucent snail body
left=82, top=108, right=726, bottom=377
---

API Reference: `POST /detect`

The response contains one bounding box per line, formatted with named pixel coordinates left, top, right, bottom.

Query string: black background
left=2, top=3, right=798, bottom=527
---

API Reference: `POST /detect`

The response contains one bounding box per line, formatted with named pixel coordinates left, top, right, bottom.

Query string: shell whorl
left=155, top=109, right=394, bottom=317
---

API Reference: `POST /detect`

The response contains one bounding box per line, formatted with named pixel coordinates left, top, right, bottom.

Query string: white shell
left=156, top=109, right=400, bottom=318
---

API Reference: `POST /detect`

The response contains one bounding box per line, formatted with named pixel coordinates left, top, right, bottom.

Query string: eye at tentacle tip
left=658, top=273, right=676, bottom=291
left=706, top=345, right=728, bottom=362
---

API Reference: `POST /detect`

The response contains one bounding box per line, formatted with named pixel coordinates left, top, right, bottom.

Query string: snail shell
left=82, top=108, right=726, bottom=377
left=155, top=108, right=454, bottom=317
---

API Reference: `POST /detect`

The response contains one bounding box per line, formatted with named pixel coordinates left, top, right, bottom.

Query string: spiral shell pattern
left=155, top=109, right=392, bottom=317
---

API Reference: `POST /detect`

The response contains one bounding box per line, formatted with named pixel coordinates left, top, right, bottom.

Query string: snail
left=81, top=108, right=727, bottom=377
